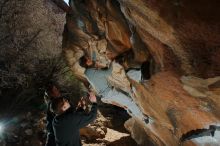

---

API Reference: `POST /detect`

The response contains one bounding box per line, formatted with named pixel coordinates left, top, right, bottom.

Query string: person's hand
left=89, top=92, right=97, bottom=103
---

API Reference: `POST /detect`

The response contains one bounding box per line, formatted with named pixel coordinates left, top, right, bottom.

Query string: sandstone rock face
left=62, top=0, right=220, bottom=145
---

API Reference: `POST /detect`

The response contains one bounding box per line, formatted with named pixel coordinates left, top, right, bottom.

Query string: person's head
left=79, top=56, right=94, bottom=68
left=50, top=97, right=70, bottom=115
left=46, top=83, right=61, bottom=98
left=44, top=83, right=61, bottom=104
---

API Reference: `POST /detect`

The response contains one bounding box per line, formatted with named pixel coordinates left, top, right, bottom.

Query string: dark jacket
left=45, top=102, right=56, bottom=146
left=52, top=103, right=97, bottom=146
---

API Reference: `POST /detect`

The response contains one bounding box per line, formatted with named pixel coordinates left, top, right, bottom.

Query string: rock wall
left=0, top=0, right=65, bottom=88
left=62, top=0, right=220, bottom=145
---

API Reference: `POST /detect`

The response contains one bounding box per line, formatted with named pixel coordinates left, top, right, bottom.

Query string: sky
left=64, top=0, right=69, bottom=5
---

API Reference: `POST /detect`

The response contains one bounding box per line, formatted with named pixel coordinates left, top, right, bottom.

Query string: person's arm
left=76, top=103, right=97, bottom=128
left=75, top=92, right=97, bottom=128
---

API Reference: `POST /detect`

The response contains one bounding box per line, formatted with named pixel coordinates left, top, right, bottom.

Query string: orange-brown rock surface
left=59, top=0, right=220, bottom=145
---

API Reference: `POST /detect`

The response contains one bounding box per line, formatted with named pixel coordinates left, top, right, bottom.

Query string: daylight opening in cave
left=64, top=0, right=69, bottom=5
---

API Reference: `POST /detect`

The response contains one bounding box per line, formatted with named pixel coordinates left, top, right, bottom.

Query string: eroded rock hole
left=80, top=102, right=138, bottom=146
left=115, top=49, right=156, bottom=81
left=141, top=57, right=157, bottom=80
left=180, top=125, right=220, bottom=142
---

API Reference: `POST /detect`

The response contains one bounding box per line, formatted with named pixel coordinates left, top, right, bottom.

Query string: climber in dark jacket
left=50, top=92, right=97, bottom=146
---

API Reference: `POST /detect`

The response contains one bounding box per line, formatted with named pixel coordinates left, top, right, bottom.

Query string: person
left=50, top=92, right=97, bottom=146
left=79, top=55, right=108, bottom=69
left=44, top=84, right=61, bottom=146
left=44, top=83, right=90, bottom=146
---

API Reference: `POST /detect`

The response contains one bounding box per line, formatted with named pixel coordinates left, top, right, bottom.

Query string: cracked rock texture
left=0, top=0, right=65, bottom=88
left=62, top=0, right=220, bottom=145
